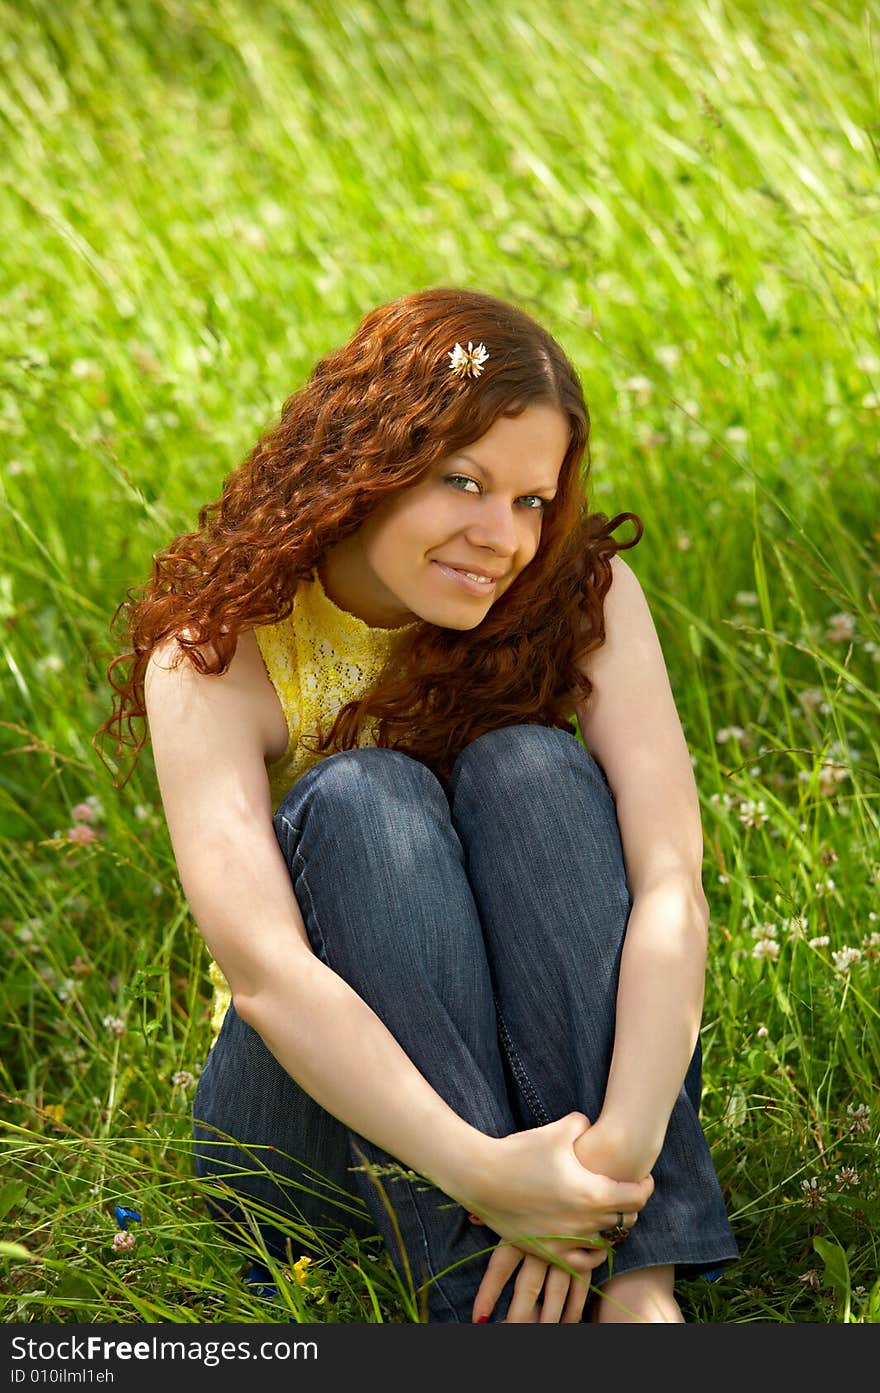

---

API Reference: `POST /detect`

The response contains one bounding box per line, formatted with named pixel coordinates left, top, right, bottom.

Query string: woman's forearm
left=234, top=954, right=496, bottom=1206
left=575, top=882, right=709, bottom=1180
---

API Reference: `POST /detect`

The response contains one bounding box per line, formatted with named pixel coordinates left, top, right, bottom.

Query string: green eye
left=444, top=475, right=549, bottom=510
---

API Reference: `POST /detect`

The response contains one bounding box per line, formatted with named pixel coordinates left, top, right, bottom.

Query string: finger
left=538, top=1265, right=572, bottom=1324
left=595, top=1176, right=654, bottom=1213
left=561, top=1233, right=610, bottom=1257
left=504, top=1255, right=548, bottom=1323
left=564, top=1246, right=608, bottom=1274
left=471, top=1243, right=521, bottom=1324
left=598, top=1208, right=640, bottom=1231
left=561, top=1270, right=593, bottom=1323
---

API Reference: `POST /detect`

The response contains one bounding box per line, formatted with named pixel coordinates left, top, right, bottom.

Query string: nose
left=464, top=497, right=521, bottom=558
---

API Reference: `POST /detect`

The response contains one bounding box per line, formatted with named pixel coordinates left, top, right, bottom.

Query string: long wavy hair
left=94, top=286, right=643, bottom=793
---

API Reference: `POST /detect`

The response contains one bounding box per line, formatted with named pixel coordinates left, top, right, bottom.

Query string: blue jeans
left=192, top=724, right=739, bottom=1322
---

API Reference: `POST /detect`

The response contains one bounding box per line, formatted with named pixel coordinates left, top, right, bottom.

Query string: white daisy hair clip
left=447, top=340, right=489, bottom=380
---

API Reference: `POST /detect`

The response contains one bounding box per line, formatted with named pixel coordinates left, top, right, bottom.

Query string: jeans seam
left=494, top=1000, right=550, bottom=1127
left=278, top=825, right=330, bottom=965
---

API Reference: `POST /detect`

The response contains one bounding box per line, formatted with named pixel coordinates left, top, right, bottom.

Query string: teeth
left=460, top=570, right=493, bottom=583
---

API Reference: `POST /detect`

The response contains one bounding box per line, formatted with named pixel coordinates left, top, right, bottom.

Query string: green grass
left=1, top=0, right=878, bottom=1323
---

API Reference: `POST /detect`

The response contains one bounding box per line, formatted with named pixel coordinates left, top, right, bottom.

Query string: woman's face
left=319, top=402, right=570, bottom=629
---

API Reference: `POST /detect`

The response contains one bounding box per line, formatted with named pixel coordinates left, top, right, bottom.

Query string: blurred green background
left=1, top=0, right=877, bottom=1323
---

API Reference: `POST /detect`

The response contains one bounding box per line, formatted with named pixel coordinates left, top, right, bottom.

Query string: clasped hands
left=462, top=1112, right=654, bottom=1324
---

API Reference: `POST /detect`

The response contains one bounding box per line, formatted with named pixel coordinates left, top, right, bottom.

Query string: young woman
left=96, top=286, right=739, bottom=1323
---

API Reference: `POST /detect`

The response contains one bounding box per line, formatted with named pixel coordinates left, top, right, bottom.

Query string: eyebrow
left=458, top=453, right=559, bottom=494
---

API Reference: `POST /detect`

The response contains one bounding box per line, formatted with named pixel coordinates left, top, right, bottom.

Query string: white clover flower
left=709, top=792, right=735, bottom=810
left=835, top=1167, right=858, bottom=1187
left=752, top=938, right=780, bottom=961
left=623, top=374, right=654, bottom=396
left=102, top=1015, right=126, bottom=1037
left=808, top=935, right=830, bottom=949
left=171, top=1070, right=196, bottom=1090
left=447, top=341, right=489, bottom=380
left=738, top=799, right=769, bottom=829
left=716, top=726, right=746, bottom=744
left=817, top=766, right=849, bottom=801
left=831, top=946, right=862, bottom=973
left=751, top=922, right=778, bottom=939
left=826, top=613, right=855, bottom=642
left=786, top=916, right=808, bottom=938
left=798, top=688, right=824, bottom=711
left=734, top=591, right=759, bottom=607
left=801, top=1178, right=825, bottom=1206
left=756, top=1025, right=769, bottom=1039
left=655, top=344, right=681, bottom=369
left=846, top=1103, right=870, bottom=1134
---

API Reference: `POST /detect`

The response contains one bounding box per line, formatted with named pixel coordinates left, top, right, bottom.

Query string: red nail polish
left=476, top=1314, right=489, bottom=1323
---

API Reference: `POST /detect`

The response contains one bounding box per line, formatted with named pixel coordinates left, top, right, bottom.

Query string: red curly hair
left=94, top=286, right=643, bottom=793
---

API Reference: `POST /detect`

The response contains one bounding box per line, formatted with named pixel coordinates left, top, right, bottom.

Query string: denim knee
left=270, top=745, right=474, bottom=972
left=273, top=745, right=447, bottom=841
left=448, top=722, right=615, bottom=810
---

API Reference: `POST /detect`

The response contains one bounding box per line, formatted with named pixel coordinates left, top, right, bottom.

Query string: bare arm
left=575, top=885, right=708, bottom=1179
left=572, top=556, right=711, bottom=1178
left=145, top=631, right=653, bottom=1238
left=145, top=631, right=494, bottom=1200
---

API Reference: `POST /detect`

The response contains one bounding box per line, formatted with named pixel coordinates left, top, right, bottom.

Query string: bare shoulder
left=607, top=551, right=636, bottom=590
left=571, top=552, right=636, bottom=652
left=145, top=626, right=287, bottom=763
left=148, top=624, right=261, bottom=676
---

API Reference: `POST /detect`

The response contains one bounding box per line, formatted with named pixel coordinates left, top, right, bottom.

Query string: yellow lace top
left=206, top=565, right=419, bottom=1043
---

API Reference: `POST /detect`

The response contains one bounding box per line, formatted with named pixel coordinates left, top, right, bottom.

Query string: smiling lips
left=433, top=561, right=504, bottom=595
left=436, top=561, right=506, bottom=580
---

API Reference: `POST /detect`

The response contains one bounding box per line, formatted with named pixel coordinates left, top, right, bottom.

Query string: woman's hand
left=459, top=1111, right=653, bottom=1261
left=470, top=1239, right=605, bottom=1323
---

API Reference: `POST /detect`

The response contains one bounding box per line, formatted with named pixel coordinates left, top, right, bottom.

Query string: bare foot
left=590, top=1265, right=684, bottom=1323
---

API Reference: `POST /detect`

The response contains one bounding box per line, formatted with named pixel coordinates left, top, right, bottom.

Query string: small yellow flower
left=447, top=341, right=489, bottom=380
left=292, top=1256, right=313, bottom=1287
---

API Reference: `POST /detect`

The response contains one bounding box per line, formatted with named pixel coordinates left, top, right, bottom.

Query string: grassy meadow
left=0, top=0, right=877, bottom=1323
